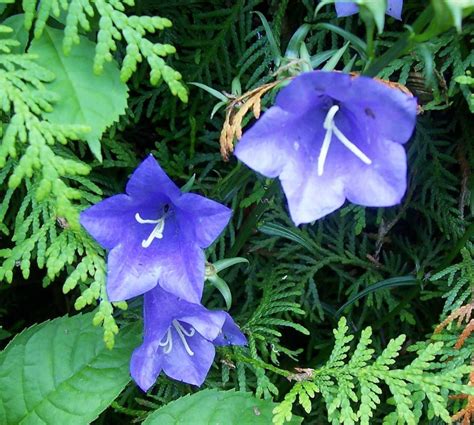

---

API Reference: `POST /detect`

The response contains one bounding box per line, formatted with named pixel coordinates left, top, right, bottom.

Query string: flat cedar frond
left=451, top=365, right=474, bottom=425
left=21, top=0, right=186, bottom=99
left=219, top=80, right=282, bottom=160
left=273, top=318, right=473, bottom=425
left=435, top=302, right=474, bottom=334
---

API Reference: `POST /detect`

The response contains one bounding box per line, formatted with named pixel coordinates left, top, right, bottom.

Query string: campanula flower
left=234, top=71, right=417, bottom=225
left=130, top=286, right=247, bottom=390
left=80, top=155, right=232, bottom=303
left=335, top=0, right=403, bottom=20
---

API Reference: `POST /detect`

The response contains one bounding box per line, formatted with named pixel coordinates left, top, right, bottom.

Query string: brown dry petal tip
left=218, top=80, right=284, bottom=160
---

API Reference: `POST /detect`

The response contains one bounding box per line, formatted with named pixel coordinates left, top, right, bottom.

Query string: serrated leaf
left=28, top=26, right=129, bottom=161
left=0, top=313, right=140, bottom=425
left=143, top=389, right=302, bottom=424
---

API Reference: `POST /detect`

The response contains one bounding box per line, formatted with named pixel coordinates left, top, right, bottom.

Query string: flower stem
left=363, top=6, right=434, bottom=77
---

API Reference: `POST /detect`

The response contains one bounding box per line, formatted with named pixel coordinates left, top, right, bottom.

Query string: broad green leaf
left=1, top=14, right=28, bottom=53
left=0, top=313, right=140, bottom=425
left=28, top=26, right=129, bottom=161
left=143, top=389, right=302, bottom=424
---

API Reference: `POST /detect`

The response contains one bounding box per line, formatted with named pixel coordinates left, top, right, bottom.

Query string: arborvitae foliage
left=1, top=0, right=474, bottom=424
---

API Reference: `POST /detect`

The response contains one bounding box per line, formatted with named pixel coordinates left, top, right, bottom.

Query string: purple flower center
left=158, top=320, right=196, bottom=356
left=318, top=105, right=372, bottom=176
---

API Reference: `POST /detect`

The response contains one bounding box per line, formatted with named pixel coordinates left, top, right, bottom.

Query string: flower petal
left=105, top=214, right=205, bottom=302
left=106, top=243, right=161, bottom=301
left=387, top=0, right=403, bottom=19
left=126, top=155, right=181, bottom=202
left=130, top=342, right=164, bottom=392
left=332, top=106, right=408, bottom=206
left=79, top=194, right=135, bottom=250
left=349, top=76, right=417, bottom=145
left=280, top=150, right=346, bottom=225
left=157, top=233, right=205, bottom=304
left=175, top=193, right=232, bottom=248
left=335, top=2, right=359, bottom=17
left=162, top=328, right=215, bottom=386
left=180, top=309, right=227, bottom=341
left=213, top=313, right=247, bottom=346
left=234, top=107, right=292, bottom=179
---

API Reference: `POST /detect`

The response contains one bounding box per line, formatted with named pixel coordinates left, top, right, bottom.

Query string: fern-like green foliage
left=273, top=317, right=473, bottom=425
left=0, top=24, right=89, bottom=220
left=0, top=18, right=137, bottom=346
left=430, top=245, right=474, bottom=315
left=21, top=0, right=187, bottom=101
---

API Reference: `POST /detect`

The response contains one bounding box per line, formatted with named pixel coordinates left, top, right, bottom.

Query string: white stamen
left=317, top=104, right=372, bottom=177
left=158, top=328, right=173, bottom=354
left=332, top=125, right=372, bottom=165
left=135, top=212, right=165, bottom=248
left=135, top=213, right=161, bottom=224
left=323, top=105, right=340, bottom=130
left=172, top=320, right=195, bottom=356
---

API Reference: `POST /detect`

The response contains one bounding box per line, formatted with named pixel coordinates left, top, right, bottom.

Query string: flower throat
left=317, top=105, right=372, bottom=176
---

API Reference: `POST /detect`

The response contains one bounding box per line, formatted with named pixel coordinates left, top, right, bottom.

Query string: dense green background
left=0, top=0, right=473, bottom=423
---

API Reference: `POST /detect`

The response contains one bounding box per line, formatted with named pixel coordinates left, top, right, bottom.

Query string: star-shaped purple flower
left=335, top=0, right=403, bottom=20
left=130, top=286, right=247, bottom=391
left=234, top=71, right=417, bottom=225
left=80, top=155, right=232, bottom=303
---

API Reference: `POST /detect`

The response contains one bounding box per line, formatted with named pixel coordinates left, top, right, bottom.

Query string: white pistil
left=135, top=212, right=165, bottom=248
left=172, top=320, right=195, bottom=356
left=317, top=105, right=372, bottom=176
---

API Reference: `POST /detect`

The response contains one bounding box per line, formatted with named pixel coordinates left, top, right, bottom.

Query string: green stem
left=364, top=7, right=433, bottom=77
left=439, top=222, right=474, bottom=271
left=363, top=16, right=375, bottom=72
left=234, top=353, right=291, bottom=377
left=228, top=180, right=279, bottom=257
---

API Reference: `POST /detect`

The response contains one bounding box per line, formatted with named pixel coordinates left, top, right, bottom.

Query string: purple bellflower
left=234, top=71, right=417, bottom=225
left=335, top=0, right=403, bottom=20
left=80, top=155, right=232, bottom=303
left=130, top=286, right=247, bottom=391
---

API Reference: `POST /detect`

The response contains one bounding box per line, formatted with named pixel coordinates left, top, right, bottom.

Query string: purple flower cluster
left=81, top=156, right=246, bottom=391
left=80, top=68, right=417, bottom=392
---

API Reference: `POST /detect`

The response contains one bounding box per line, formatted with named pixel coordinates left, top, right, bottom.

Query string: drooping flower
left=130, top=286, right=247, bottom=391
left=234, top=71, right=417, bottom=225
left=80, top=155, right=232, bottom=303
left=335, top=0, right=403, bottom=20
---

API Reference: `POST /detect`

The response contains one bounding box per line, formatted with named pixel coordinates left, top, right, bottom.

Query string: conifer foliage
left=0, top=1, right=474, bottom=424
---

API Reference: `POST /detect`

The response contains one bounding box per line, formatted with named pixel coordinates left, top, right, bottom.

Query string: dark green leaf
left=0, top=313, right=140, bottom=425
left=143, top=389, right=302, bottom=424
